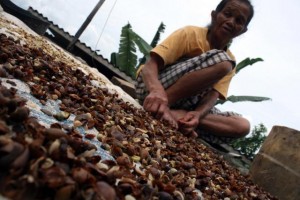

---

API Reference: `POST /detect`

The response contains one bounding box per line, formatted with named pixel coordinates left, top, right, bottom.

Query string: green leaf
left=110, top=52, right=118, bottom=67
left=129, top=29, right=152, bottom=59
left=138, top=22, right=166, bottom=66
left=112, top=22, right=167, bottom=78
left=216, top=95, right=271, bottom=105
left=118, top=23, right=137, bottom=78
left=236, top=57, right=264, bottom=74
left=150, top=22, right=166, bottom=47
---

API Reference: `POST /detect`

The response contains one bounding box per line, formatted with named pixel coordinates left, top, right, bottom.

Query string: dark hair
left=215, top=0, right=254, bottom=26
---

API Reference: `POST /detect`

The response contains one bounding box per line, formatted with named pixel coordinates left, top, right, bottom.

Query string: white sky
left=9, top=0, right=300, bottom=133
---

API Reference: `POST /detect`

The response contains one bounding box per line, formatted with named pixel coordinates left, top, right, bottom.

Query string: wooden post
left=67, top=0, right=105, bottom=51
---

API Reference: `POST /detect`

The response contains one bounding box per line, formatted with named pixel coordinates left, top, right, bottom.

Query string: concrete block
left=250, top=126, right=300, bottom=200
left=111, top=76, right=136, bottom=99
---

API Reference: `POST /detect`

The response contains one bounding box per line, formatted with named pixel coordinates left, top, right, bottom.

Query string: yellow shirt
left=141, top=26, right=236, bottom=99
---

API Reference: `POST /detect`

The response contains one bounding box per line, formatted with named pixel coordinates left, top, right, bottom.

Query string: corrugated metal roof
left=28, top=6, right=135, bottom=84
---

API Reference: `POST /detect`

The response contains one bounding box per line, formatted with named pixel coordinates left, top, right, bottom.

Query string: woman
left=135, top=0, right=254, bottom=144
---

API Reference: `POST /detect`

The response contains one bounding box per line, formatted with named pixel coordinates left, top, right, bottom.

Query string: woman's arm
left=178, top=89, right=219, bottom=134
left=195, top=89, right=219, bottom=119
left=141, top=53, right=178, bottom=128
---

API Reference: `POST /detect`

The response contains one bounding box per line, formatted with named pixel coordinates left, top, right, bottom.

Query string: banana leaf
left=216, top=95, right=271, bottom=105
left=138, top=22, right=166, bottom=66
left=111, top=22, right=166, bottom=77
left=150, top=22, right=166, bottom=48
left=236, top=57, right=263, bottom=74
left=110, top=52, right=118, bottom=67
left=117, top=23, right=137, bottom=77
left=129, top=29, right=152, bottom=59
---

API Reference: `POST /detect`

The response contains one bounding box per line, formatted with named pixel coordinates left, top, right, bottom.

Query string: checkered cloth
left=136, top=49, right=235, bottom=108
left=135, top=49, right=241, bottom=144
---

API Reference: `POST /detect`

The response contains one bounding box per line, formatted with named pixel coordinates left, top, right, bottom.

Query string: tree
left=230, top=123, right=267, bottom=160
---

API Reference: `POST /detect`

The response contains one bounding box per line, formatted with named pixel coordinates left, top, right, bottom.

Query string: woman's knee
left=214, top=61, right=233, bottom=76
left=233, top=116, right=250, bottom=137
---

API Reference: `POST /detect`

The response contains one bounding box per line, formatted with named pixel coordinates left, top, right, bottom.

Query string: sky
left=7, top=0, right=300, bottom=133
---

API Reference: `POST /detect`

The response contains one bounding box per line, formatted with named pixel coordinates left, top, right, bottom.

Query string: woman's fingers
left=143, top=93, right=169, bottom=119
left=144, top=99, right=178, bottom=129
left=162, top=109, right=178, bottom=129
left=182, top=113, right=194, bottom=121
left=179, top=127, right=198, bottom=138
left=189, top=130, right=198, bottom=138
left=155, top=103, right=167, bottom=120
left=178, top=118, right=196, bottom=127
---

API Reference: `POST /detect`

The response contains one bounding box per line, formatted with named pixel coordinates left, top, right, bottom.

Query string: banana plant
left=111, top=22, right=165, bottom=78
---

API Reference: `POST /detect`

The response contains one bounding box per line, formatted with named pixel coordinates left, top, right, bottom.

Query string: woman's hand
left=143, top=89, right=168, bottom=119
left=143, top=89, right=178, bottom=129
left=177, top=111, right=201, bottom=137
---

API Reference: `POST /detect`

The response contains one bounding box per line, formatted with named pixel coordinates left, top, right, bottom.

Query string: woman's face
left=211, top=0, right=251, bottom=43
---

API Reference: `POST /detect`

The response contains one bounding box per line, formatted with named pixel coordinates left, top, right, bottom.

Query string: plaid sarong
left=136, top=49, right=235, bottom=109
left=135, top=49, right=241, bottom=144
